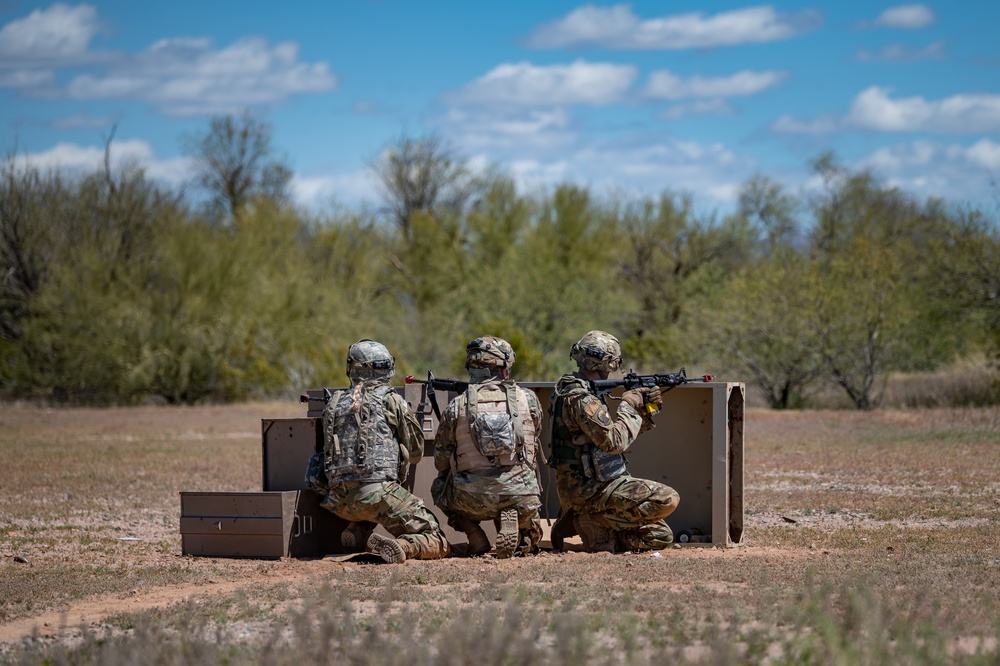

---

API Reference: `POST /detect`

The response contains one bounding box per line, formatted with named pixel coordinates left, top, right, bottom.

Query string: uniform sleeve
left=384, top=391, right=425, bottom=464
left=524, top=388, right=543, bottom=434
left=565, top=391, right=646, bottom=455
left=432, top=398, right=460, bottom=474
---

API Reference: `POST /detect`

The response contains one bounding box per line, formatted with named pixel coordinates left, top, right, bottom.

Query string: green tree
left=370, top=135, right=502, bottom=373
left=181, top=110, right=292, bottom=222
left=522, top=186, right=617, bottom=370
left=615, top=193, right=754, bottom=368
left=929, top=205, right=1000, bottom=359
left=372, top=133, right=476, bottom=239
left=0, top=154, right=62, bottom=348
left=705, top=176, right=817, bottom=408
left=459, top=175, right=543, bottom=378
left=806, top=158, right=949, bottom=409
left=710, top=248, right=820, bottom=409
left=9, top=143, right=185, bottom=403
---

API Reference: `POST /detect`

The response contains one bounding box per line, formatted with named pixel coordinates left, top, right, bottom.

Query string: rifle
left=591, top=368, right=714, bottom=416
left=404, top=372, right=469, bottom=420
left=299, top=388, right=334, bottom=404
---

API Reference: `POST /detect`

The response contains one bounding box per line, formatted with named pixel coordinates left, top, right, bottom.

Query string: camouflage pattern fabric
left=431, top=473, right=543, bottom=552
left=551, top=372, right=679, bottom=551
left=570, top=330, right=623, bottom=374
left=307, top=379, right=448, bottom=559
left=465, top=336, right=515, bottom=370
left=322, top=480, right=449, bottom=559
left=433, top=381, right=544, bottom=553
left=323, top=383, right=399, bottom=483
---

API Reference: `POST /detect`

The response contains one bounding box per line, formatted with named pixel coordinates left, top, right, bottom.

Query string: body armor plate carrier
left=548, top=376, right=627, bottom=483
left=323, top=384, right=401, bottom=483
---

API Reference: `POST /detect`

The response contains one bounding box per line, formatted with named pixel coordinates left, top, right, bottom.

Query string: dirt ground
left=1, top=400, right=998, bottom=658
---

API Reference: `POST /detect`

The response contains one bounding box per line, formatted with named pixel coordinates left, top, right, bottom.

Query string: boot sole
left=341, top=529, right=357, bottom=549
left=367, top=533, right=406, bottom=564
left=495, top=509, right=518, bottom=559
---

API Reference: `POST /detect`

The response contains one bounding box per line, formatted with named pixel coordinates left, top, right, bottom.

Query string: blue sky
left=2, top=1, right=999, bottom=214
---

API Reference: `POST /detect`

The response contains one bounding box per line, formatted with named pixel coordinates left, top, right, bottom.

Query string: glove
left=621, top=389, right=645, bottom=411
left=645, top=386, right=663, bottom=411
left=621, top=387, right=663, bottom=415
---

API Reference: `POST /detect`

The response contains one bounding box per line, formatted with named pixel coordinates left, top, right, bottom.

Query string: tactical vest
left=548, top=375, right=627, bottom=483
left=454, top=380, right=536, bottom=472
left=323, top=383, right=400, bottom=483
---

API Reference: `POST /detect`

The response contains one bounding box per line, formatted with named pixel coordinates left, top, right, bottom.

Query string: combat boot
left=495, top=508, right=519, bottom=559
left=615, top=530, right=647, bottom=553
left=575, top=513, right=615, bottom=553
left=549, top=507, right=577, bottom=551
left=340, top=521, right=375, bottom=551
left=457, top=518, right=491, bottom=557
left=367, top=533, right=406, bottom=564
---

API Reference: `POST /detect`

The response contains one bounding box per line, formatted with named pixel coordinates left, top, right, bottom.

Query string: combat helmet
left=465, top=336, right=515, bottom=370
left=570, top=330, right=622, bottom=374
left=346, top=339, right=395, bottom=380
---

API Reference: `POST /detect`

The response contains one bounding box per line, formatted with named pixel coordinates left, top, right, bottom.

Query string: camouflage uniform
left=432, top=337, right=543, bottom=557
left=306, top=340, right=449, bottom=563
left=548, top=331, right=679, bottom=552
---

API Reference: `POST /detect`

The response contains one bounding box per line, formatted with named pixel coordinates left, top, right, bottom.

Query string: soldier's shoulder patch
left=583, top=398, right=611, bottom=425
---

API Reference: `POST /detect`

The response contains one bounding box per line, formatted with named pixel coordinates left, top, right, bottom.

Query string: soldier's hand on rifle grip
left=643, top=386, right=664, bottom=416
left=621, top=389, right=646, bottom=412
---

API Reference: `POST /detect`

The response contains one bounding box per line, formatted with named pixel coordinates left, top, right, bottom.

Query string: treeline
left=2, top=114, right=998, bottom=409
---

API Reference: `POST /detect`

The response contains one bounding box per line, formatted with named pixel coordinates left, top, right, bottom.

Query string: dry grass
left=1, top=401, right=999, bottom=664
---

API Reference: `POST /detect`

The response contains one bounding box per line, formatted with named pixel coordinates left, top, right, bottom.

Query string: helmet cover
left=465, top=336, right=515, bottom=370
left=570, top=330, right=622, bottom=374
left=346, top=339, right=395, bottom=380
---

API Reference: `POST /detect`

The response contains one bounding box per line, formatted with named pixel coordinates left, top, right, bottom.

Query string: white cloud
left=645, top=69, right=787, bottom=100
left=846, top=86, right=1000, bottom=133
left=438, top=107, right=578, bottom=152
left=855, top=41, right=946, bottom=62
left=12, top=137, right=376, bottom=211
left=291, top=170, right=380, bottom=211
left=871, top=4, right=936, bottom=29
left=858, top=140, right=1000, bottom=203
left=0, top=69, right=53, bottom=88
left=526, top=4, right=822, bottom=50
left=65, top=36, right=337, bottom=116
left=0, top=4, right=336, bottom=112
left=770, top=114, right=839, bottom=134
left=447, top=60, right=636, bottom=107
left=966, top=139, right=1000, bottom=170
left=16, top=139, right=146, bottom=171
left=505, top=137, right=753, bottom=207
left=13, top=138, right=191, bottom=187
left=658, top=99, right=734, bottom=120
left=0, top=3, right=100, bottom=62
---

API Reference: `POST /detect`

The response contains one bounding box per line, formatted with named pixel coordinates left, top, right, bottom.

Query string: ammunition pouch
left=471, top=411, right=518, bottom=458
left=582, top=447, right=627, bottom=483
left=304, top=451, right=329, bottom=495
